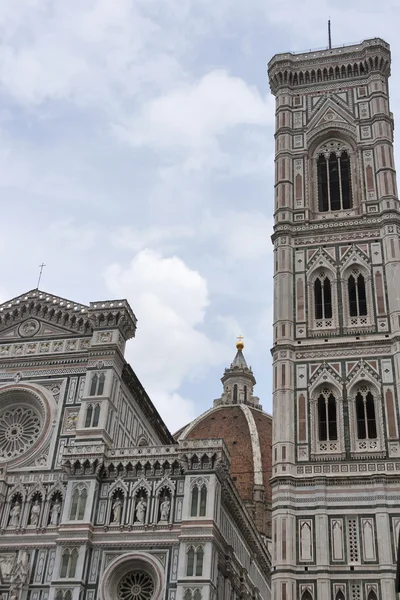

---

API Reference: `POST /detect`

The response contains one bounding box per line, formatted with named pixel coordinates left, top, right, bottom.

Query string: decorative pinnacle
left=236, top=335, right=244, bottom=351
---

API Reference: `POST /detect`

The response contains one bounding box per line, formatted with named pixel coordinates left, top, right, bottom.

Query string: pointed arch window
left=367, top=591, right=378, bottom=600
left=84, top=403, right=100, bottom=428
left=233, top=384, right=238, bottom=404
left=317, top=148, right=353, bottom=212
left=318, top=390, right=337, bottom=441
left=190, top=483, right=207, bottom=517
left=302, top=591, right=313, bottom=600
left=89, top=372, right=106, bottom=396
left=60, top=548, right=79, bottom=578
left=314, top=274, right=332, bottom=320
left=186, top=545, right=204, bottom=577
left=186, top=547, right=195, bottom=576
left=356, top=389, right=377, bottom=439
left=69, top=486, right=88, bottom=521
left=335, top=592, right=345, bottom=600
left=348, top=271, right=367, bottom=317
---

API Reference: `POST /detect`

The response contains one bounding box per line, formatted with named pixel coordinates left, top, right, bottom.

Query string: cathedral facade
left=269, top=38, right=400, bottom=599
left=0, top=290, right=271, bottom=600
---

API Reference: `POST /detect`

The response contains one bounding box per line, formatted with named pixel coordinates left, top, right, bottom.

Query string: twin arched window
left=190, top=484, right=207, bottom=517
left=90, top=373, right=105, bottom=396
left=60, top=548, right=78, bottom=578
left=69, top=487, right=87, bottom=521
left=317, top=391, right=337, bottom=441
left=313, top=270, right=369, bottom=323
left=85, top=403, right=100, bottom=428
left=186, top=546, right=204, bottom=576
left=317, top=149, right=352, bottom=212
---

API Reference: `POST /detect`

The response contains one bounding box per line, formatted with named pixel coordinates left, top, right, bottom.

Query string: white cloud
left=201, top=210, right=274, bottom=261
left=104, top=249, right=228, bottom=430
left=110, top=224, right=194, bottom=253
left=113, top=70, right=273, bottom=150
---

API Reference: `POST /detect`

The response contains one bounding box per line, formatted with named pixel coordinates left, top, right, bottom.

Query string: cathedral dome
left=176, top=342, right=272, bottom=538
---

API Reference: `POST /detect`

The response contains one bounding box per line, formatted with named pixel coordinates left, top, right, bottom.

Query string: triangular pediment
left=307, top=247, right=336, bottom=275
left=308, top=97, right=355, bottom=131
left=0, top=289, right=92, bottom=341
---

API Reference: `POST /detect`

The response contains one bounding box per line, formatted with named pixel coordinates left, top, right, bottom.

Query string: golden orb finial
left=236, top=334, right=244, bottom=351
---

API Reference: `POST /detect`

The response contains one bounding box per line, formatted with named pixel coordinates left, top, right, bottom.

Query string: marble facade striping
left=269, top=37, right=400, bottom=599
left=0, top=289, right=271, bottom=600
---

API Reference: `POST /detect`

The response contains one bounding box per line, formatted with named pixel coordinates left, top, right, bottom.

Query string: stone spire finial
left=213, top=339, right=261, bottom=409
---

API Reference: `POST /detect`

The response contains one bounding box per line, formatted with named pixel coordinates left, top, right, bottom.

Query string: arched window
left=69, top=549, right=78, bottom=577
left=60, top=550, right=70, bottom=578
left=317, top=149, right=353, bottom=212
left=367, top=591, right=377, bottom=600
left=64, top=592, right=72, bottom=600
left=92, top=404, right=100, bottom=427
left=193, top=591, right=202, bottom=600
left=85, top=404, right=93, bottom=428
left=233, top=384, right=238, bottom=404
left=244, top=385, right=247, bottom=401
left=199, top=485, right=207, bottom=516
left=186, top=546, right=204, bottom=577
left=60, top=548, right=79, bottom=578
left=70, top=487, right=87, bottom=521
left=356, top=390, right=377, bottom=439
left=85, top=404, right=100, bottom=428
left=335, top=592, right=345, bottom=600
left=314, top=274, right=332, bottom=320
left=190, top=486, right=198, bottom=517
left=184, top=591, right=192, bottom=600
left=89, top=372, right=106, bottom=396
left=56, top=592, right=64, bottom=600
left=97, top=373, right=105, bottom=395
left=90, top=374, right=98, bottom=396
left=318, top=391, right=337, bottom=441
left=186, top=547, right=195, bottom=576
left=190, top=484, right=207, bottom=517
left=302, top=591, right=313, bottom=600
left=348, top=271, right=367, bottom=317
left=196, top=547, right=204, bottom=576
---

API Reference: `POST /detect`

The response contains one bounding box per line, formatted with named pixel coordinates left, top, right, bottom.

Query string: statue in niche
left=29, top=499, right=41, bottom=527
left=159, top=497, right=171, bottom=522
left=111, top=497, right=123, bottom=524
left=9, top=501, right=21, bottom=528
left=50, top=499, right=62, bottom=526
left=135, top=496, right=147, bottom=524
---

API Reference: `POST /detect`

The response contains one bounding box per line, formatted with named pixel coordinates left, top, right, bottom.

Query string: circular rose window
left=0, top=403, right=43, bottom=459
left=118, top=571, right=154, bottom=600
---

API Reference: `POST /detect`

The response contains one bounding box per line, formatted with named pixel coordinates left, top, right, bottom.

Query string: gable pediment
left=307, top=97, right=356, bottom=138
left=0, top=289, right=92, bottom=342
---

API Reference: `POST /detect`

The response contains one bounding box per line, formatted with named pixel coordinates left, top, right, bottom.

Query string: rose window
left=0, top=406, right=42, bottom=458
left=118, top=571, right=154, bottom=600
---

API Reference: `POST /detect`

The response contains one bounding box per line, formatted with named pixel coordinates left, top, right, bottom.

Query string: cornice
left=272, top=210, right=400, bottom=242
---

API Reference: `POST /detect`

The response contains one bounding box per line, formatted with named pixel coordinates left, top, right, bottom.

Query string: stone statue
left=9, top=502, right=21, bottom=528
left=29, top=499, right=41, bottom=527
left=112, top=497, right=123, bottom=524
left=159, top=498, right=170, bottom=522
left=135, top=496, right=147, bottom=524
left=50, top=500, right=61, bottom=526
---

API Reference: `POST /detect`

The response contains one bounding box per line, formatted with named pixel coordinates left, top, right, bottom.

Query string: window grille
left=317, top=149, right=353, bottom=212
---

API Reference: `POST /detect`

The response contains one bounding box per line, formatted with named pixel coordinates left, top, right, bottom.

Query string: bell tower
left=269, top=38, right=400, bottom=599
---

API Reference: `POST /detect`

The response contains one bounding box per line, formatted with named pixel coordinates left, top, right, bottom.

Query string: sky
left=2, top=0, right=400, bottom=433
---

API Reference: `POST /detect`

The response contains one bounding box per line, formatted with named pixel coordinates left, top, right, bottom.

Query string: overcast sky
left=2, top=0, right=400, bottom=432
